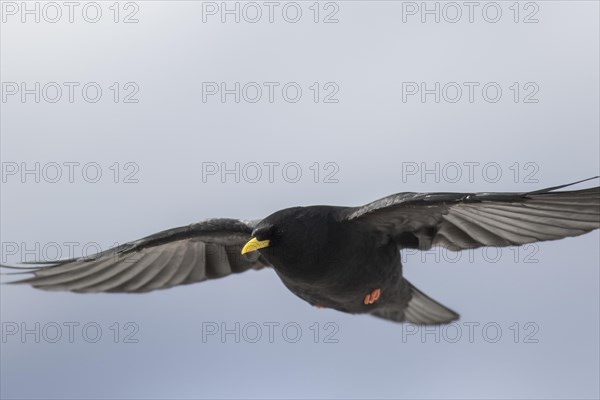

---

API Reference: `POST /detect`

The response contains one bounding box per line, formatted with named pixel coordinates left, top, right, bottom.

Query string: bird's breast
left=272, top=242, right=401, bottom=313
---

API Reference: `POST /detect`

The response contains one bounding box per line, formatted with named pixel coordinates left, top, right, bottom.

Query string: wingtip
left=1, top=271, right=36, bottom=276
left=527, top=176, right=600, bottom=195
left=0, top=263, right=42, bottom=270
left=0, top=277, right=32, bottom=285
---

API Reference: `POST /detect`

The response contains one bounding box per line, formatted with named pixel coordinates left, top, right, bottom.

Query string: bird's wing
left=342, top=178, right=600, bottom=251
left=1, top=218, right=270, bottom=293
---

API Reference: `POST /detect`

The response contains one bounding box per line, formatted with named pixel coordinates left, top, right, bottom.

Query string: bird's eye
left=272, top=226, right=283, bottom=238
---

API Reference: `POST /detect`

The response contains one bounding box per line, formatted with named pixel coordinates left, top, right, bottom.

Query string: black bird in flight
left=3, top=178, right=599, bottom=325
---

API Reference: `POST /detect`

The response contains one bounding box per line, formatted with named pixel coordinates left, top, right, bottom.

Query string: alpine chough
left=2, top=178, right=599, bottom=325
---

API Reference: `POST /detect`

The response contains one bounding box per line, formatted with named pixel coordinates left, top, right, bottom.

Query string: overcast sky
left=1, top=1, right=599, bottom=399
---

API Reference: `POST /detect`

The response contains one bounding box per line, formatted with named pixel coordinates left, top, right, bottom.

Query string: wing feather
left=344, top=178, right=600, bottom=250
left=2, top=218, right=270, bottom=293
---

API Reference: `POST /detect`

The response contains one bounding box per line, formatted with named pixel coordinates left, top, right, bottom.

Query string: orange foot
left=363, top=288, right=381, bottom=305
left=314, top=304, right=325, bottom=309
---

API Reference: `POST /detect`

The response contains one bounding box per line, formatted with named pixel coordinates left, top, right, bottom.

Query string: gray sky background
left=1, top=1, right=599, bottom=399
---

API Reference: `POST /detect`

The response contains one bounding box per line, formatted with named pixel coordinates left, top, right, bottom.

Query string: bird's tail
left=371, top=280, right=459, bottom=325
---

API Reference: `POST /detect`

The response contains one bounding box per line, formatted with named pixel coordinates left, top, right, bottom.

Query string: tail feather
left=372, top=281, right=459, bottom=325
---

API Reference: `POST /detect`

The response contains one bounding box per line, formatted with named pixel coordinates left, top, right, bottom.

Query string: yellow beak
left=241, top=237, right=270, bottom=254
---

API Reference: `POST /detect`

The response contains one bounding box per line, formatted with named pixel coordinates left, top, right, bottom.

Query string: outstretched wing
left=1, top=218, right=270, bottom=293
left=344, top=178, right=600, bottom=251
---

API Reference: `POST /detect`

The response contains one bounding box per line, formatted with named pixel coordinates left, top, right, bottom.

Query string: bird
left=2, top=178, right=599, bottom=325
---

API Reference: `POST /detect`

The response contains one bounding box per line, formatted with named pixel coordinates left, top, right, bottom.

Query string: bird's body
left=263, top=206, right=402, bottom=314
left=2, top=178, right=599, bottom=325
left=249, top=206, right=458, bottom=322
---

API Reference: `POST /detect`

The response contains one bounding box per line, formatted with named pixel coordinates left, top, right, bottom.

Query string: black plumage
left=2, top=178, right=599, bottom=325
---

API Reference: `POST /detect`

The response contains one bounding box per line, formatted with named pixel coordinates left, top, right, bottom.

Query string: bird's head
left=241, top=207, right=333, bottom=272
